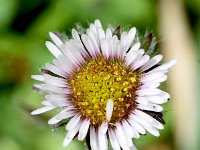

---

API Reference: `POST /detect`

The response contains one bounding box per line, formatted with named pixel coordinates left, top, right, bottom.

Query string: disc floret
left=68, top=57, right=141, bottom=125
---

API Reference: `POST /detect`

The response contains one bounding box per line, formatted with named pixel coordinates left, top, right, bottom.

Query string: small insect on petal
left=106, top=99, right=114, bottom=122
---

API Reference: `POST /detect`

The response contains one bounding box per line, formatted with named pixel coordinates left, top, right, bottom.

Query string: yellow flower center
left=67, top=57, right=141, bottom=126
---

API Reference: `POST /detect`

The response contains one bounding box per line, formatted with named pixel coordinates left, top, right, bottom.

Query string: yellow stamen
left=67, top=57, right=140, bottom=126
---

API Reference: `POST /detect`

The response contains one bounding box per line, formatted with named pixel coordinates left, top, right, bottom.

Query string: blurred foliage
left=0, top=0, right=199, bottom=150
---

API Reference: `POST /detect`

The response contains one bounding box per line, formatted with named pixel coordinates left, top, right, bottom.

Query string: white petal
left=136, top=88, right=163, bottom=96
left=132, top=55, right=150, bottom=71
left=140, top=55, right=163, bottom=71
left=149, top=59, right=177, bottom=73
left=140, top=82, right=160, bottom=89
left=45, top=94, right=66, bottom=99
left=147, top=96, right=168, bottom=104
left=120, top=32, right=128, bottom=56
left=72, top=29, right=80, bottom=41
left=137, top=103, right=163, bottom=112
left=66, top=115, right=81, bottom=130
left=141, top=72, right=165, bottom=82
left=87, top=29, right=101, bottom=55
left=159, top=91, right=170, bottom=99
left=48, top=111, right=75, bottom=124
left=115, top=41, right=123, bottom=58
left=108, top=129, right=121, bottom=150
left=78, top=118, right=90, bottom=141
left=99, top=122, right=108, bottom=134
left=154, top=75, right=168, bottom=83
left=54, top=55, right=75, bottom=74
left=70, top=40, right=88, bottom=57
left=31, top=106, right=55, bottom=115
left=98, top=129, right=108, bottom=150
left=140, top=91, right=170, bottom=104
left=45, top=94, right=71, bottom=106
left=130, top=144, right=137, bottom=150
left=90, top=24, right=101, bottom=46
left=115, top=123, right=130, bottom=149
left=123, top=120, right=140, bottom=139
left=131, top=114, right=160, bottom=137
left=127, top=42, right=141, bottom=55
left=45, top=94, right=68, bottom=101
left=31, top=75, right=45, bottom=81
left=128, top=118, right=146, bottom=135
left=134, top=110, right=164, bottom=129
left=90, top=127, right=99, bottom=150
left=127, top=27, right=136, bottom=44
left=124, top=134, right=134, bottom=147
left=45, top=41, right=62, bottom=58
left=33, top=84, right=69, bottom=94
left=131, top=127, right=140, bottom=139
left=127, top=49, right=144, bottom=67
left=125, top=51, right=138, bottom=67
left=63, top=137, right=72, bottom=147
left=53, top=58, right=71, bottom=74
left=41, top=100, right=52, bottom=106
left=43, top=74, right=67, bottom=87
left=42, top=100, right=69, bottom=107
left=61, top=43, right=84, bottom=67
left=106, top=28, right=112, bottom=38
left=121, top=120, right=135, bottom=138
left=100, top=38, right=111, bottom=58
left=106, top=99, right=114, bottom=122
left=66, top=120, right=82, bottom=140
left=97, top=27, right=106, bottom=41
left=111, top=35, right=120, bottom=58
left=63, top=121, right=82, bottom=147
left=136, top=96, right=149, bottom=105
left=121, top=27, right=136, bottom=54
left=81, top=34, right=96, bottom=57
left=45, top=63, right=66, bottom=78
left=94, top=19, right=102, bottom=27
left=61, top=106, right=76, bottom=112
left=49, top=32, right=63, bottom=48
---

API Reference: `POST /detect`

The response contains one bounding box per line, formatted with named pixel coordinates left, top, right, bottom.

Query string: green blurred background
left=0, top=0, right=200, bottom=150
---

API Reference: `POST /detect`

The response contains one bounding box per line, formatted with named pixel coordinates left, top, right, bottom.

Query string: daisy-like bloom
left=31, top=20, right=176, bottom=150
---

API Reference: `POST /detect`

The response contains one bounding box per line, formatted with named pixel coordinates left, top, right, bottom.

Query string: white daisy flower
left=31, top=19, right=176, bottom=150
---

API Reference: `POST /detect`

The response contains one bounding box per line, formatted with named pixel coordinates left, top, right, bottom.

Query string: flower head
left=31, top=19, right=176, bottom=150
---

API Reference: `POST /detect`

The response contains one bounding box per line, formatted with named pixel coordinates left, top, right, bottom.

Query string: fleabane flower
left=31, top=19, right=176, bottom=150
